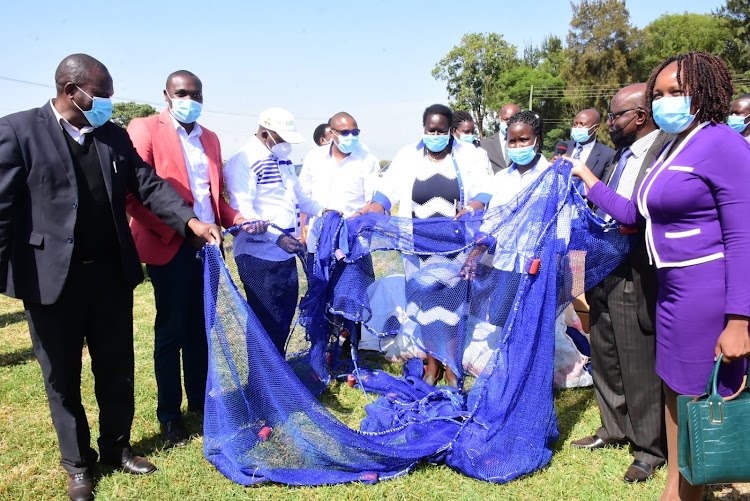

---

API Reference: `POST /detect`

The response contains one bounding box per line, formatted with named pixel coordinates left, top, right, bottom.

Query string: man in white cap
left=224, top=108, right=324, bottom=354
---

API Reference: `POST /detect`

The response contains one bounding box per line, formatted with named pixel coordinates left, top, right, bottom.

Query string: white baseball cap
left=258, top=107, right=304, bottom=144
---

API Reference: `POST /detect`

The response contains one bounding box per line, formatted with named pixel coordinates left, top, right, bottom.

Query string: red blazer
left=126, top=109, right=240, bottom=265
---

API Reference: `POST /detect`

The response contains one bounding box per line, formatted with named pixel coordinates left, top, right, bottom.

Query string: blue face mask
left=570, top=126, right=594, bottom=144
left=459, top=133, right=475, bottom=143
left=335, top=133, right=359, bottom=154
left=728, top=115, right=749, bottom=133
left=422, top=134, right=450, bottom=153
left=508, top=139, right=538, bottom=166
left=652, top=96, right=697, bottom=134
left=167, top=92, right=202, bottom=124
left=73, top=86, right=113, bottom=128
left=499, top=121, right=508, bottom=136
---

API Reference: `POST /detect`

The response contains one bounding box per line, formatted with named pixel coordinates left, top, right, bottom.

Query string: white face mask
left=266, top=132, right=293, bottom=160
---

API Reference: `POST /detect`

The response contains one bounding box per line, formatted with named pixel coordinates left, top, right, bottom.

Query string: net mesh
left=202, top=160, right=632, bottom=485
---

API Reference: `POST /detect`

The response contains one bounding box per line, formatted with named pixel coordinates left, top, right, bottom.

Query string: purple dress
left=588, top=123, right=750, bottom=396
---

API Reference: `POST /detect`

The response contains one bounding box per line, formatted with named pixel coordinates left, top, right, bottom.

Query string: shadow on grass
left=0, top=347, right=36, bottom=367
left=551, top=387, right=596, bottom=451
left=0, top=309, right=26, bottom=327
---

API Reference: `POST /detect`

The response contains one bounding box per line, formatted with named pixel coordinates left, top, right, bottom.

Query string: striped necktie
left=573, top=145, right=583, bottom=159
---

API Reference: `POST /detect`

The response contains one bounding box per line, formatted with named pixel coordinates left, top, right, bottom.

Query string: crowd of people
left=1, top=50, right=750, bottom=501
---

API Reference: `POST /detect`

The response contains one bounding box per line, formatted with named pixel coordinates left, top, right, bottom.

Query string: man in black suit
left=0, top=54, right=221, bottom=501
left=480, top=103, right=520, bottom=173
left=563, top=108, right=615, bottom=179
left=571, top=84, right=671, bottom=484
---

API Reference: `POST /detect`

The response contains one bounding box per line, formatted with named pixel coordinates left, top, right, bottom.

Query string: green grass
left=1, top=254, right=747, bottom=500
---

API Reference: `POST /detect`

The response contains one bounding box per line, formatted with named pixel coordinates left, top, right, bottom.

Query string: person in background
left=563, top=109, right=615, bottom=179
left=300, top=122, right=333, bottom=243
left=126, top=70, right=247, bottom=448
left=0, top=54, right=221, bottom=501
left=312, top=122, right=333, bottom=147
left=453, top=110, right=491, bottom=172
left=224, top=108, right=324, bottom=355
left=369, top=104, right=492, bottom=386
left=728, top=93, right=750, bottom=143
left=569, top=51, right=750, bottom=501
left=570, top=83, right=671, bottom=484
left=481, top=103, right=520, bottom=173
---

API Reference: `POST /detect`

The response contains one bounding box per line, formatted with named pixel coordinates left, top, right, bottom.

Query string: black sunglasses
left=331, top=127, right=361, bottom=136
left=607, top=107, right=643, bottom=122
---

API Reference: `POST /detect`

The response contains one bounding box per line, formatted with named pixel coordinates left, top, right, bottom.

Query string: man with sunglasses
left=563, top=108, right=614, bottom=179
left=298, top=112, right=379, bottom=255
left=571, top=83, right=672, bottom=484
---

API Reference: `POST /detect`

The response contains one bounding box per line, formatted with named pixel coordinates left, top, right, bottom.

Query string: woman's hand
left=563, top=155, right=600, bottom=190
left=460, top=245, right=488, bottom=281
left=715, top=315, right=750, bottom=363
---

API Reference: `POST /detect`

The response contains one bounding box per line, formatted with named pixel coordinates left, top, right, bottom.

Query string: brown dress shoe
left=623, top=459, right=656, bottom=483
left=67, top=472, right=94, bottom=501
left=103, top=448, right=156, bottom=475
left=570, top=434, right=625, bottom=449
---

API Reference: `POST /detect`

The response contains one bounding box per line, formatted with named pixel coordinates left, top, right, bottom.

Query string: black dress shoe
left=623, top=459, right=656, bottom=483
left=103, top=448, right=156, bottom=475
left=161, top=418, right=189, bottom=447
left=67, top=472, right=94, bottom=501
left=570, top=434, right=625, bottom=449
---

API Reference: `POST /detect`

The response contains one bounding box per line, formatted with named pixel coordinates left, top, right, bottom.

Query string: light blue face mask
left=652, top=96, right=697, bottom=134
left=570, top=126, right=594, bottom=144
left=422, top=134, right=450, bottom=153
left=73, top=86, right=113, bottom=128
left=167, top=92, right=203, bottom=124
left=508, top=139, right=538, bottom=166
left=728, top=115, right=749, bottom=134
left=459, top=133, right=475, bottom=143
left=499, top=121, right=508, bottom=136
left=335, top=133, right=359, bottom=154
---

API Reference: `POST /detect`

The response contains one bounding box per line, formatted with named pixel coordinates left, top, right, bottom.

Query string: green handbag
left=678, top=354, right=750, bottom=485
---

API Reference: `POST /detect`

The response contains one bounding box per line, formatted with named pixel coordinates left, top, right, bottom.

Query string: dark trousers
left=146, top=241, right=208, bottom=423
left=235, top=254, right=298, bottom=355
left=589, top=277, right=666, bottom=467
left=24, top=258, right=134, bottom=474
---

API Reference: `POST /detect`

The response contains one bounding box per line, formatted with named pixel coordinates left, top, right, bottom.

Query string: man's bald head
left=54, top=54, right=109, bottom=95
left=575, top=109, right=600, bottom=124
left=612, top=83, right=647, bottom=110
left=500, top=103, right=521, bottom=122
left=328, top=111, right=355, bottom=128
left=608, top=83, right=655, bottom=145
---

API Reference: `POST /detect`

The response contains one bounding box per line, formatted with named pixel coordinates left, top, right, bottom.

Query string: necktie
left=596, top=147, right=632, bottom=219
left=573, top=145, right=583, bottom=159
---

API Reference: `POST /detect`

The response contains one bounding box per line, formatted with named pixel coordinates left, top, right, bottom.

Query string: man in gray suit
left=563, top=109, right=615, bottom=179
left=571, top=84, right=671, bottom=484
left=480, top=103, right=520, bottom=173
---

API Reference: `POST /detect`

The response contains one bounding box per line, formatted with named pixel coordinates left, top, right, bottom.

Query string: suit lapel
left=490, top=134, right=505, bottom=169
left=93, top=130, right=114, bottom=204
left=39, top=102, right=78, bottom=189
left=635, top=132, right=672, bottom=187
left=200, top=132, right=221, bottom=220
left=159, top=111, right=191, bottom=194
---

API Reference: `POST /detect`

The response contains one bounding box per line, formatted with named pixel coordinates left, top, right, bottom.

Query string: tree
left=111, top=102, right=158, bottom=128
left=634, top=13, right=736, bottom=81
left=561, top=0, right=642, bottom=112
left=491, top=66, right=567, bottom=128
left=433, top=33, right=520, bottom=138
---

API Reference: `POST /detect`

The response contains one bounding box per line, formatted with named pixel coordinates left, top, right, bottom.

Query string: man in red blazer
left=126, top=70, right=245, bottom=447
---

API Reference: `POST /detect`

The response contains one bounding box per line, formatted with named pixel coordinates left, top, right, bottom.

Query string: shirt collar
left=628, top=129, right=660, bottom=159
left=575, top=139, right=596, bottom=151
left=49, top=99, right=94, bottom=140
left=168, top=111, right=202, bottom=138
left=506, top=154, right=549, bottom=176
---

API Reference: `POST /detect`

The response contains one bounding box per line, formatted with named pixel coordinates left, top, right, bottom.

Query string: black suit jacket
left=480, top=132, right=507, bottom=174
left=0, top=102, right=197, bottom=305
left=587, top=130, right=673, bottom=333
left=563, top=139, right=615, bottom=179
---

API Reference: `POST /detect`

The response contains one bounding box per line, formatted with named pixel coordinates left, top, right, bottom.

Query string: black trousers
left=24, top=258, right=135, bottom=474
left=146, top=241, right=207, bottom=423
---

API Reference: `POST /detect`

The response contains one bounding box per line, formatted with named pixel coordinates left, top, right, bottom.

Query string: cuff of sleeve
left=372, top=191, right=392, bottom=213
left=471, top=192, right=492, bottom=207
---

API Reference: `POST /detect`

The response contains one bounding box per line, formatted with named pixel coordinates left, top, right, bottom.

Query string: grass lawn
left=1, top=250, right=747, bottom=500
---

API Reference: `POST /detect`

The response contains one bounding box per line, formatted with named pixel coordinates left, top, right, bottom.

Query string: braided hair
left=452, top=110, right=474, bottom=130
left=507, top=110, right=544, bottom=150
left=646, top=51, right=734, bottom=124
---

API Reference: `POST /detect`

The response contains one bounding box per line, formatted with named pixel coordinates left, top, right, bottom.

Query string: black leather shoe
left=570, top=434, right=625, bottom=449
left=67, top=472, right=94, bottom=501
left=104, top=448, right=156, bottom=475
left=623, top=459, right=656, bottom=483
left=161, top=418, right=189, bottom=447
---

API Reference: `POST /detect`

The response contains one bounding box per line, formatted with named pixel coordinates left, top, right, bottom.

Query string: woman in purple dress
left=568, top=52, right=750, bottom=501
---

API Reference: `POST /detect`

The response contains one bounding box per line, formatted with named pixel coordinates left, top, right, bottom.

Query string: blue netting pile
left=201, top=160, right=632, bottom=485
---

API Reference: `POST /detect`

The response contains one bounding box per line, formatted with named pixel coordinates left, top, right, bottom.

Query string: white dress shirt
left=573, top=139, right=596, bottom=164
left=489, top=154, right=550, bottom=208
left=170, top=114, right=215, bottom=224
left=299, top=142, right=379, bottom=252
left=49, top=100, right=93, bottom=145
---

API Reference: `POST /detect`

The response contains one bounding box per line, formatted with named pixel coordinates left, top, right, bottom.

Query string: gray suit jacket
left=564, top=139, right=615, bottom=179
left=0, top=102, right=197, bottom=305
left=480, top=133, right=507, bottom=174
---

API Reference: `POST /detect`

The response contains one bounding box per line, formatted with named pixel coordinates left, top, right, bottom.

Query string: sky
left=0, top=0, right=725, bottom=162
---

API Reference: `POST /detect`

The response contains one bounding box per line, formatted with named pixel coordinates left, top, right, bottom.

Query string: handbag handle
left=703, top=354, right=750, bottom=424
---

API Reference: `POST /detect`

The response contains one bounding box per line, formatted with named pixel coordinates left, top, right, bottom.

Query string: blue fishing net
left=202, top=160, right=632, bottom=485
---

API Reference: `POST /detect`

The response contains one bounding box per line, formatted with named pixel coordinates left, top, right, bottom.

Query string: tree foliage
left=432, top=33, right=519, bottom=138
left=111, top=102, right=158, bottom=129
left=715, top=0, right=750, bottom=73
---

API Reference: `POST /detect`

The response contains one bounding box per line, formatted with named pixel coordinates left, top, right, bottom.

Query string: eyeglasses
left=607, top=107, right=643, bottom=122
left=331, top=127, right=361, bottom=136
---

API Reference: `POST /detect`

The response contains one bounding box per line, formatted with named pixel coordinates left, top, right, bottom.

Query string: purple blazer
left=588, top=122, right=750, bottom=317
